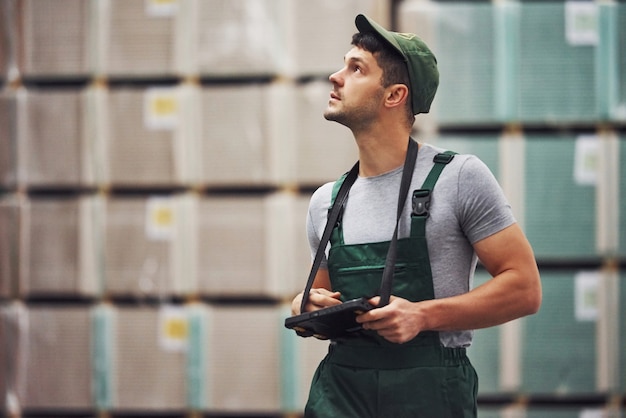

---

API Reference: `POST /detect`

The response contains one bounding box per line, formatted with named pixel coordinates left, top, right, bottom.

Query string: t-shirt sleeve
left=457, top=156, right=517, bottom=244
left=306, top=182, right=334, bottom=268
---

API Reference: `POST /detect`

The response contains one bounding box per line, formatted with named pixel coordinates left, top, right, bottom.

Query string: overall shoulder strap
left=411, top=151, right=457, bottom=217
left=377, top=139, right=419, bottom=306
left=299, top=162, right=359, bottom=314
left=422, top=151, right=457, bottom=190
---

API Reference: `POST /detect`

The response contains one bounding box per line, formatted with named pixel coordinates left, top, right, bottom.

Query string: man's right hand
left=291, top=288, right=342, bottom=315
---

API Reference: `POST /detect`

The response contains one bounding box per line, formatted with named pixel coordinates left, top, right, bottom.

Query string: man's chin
left=323, top=110, right=341, bottom=122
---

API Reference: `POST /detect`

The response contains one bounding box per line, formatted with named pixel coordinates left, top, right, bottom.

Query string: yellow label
left=152, top=205, right=173, bottom=228
left=150, top=96, right=178, bottom=118
left=163, top=316, right=188, bottom=340
left=146, top=197, right=175, bottom=241
left=144, top=88, right=179, bottom=130
left=146, top=0, right=179, bottom=17
left=159, top=305, right=188, bottom=351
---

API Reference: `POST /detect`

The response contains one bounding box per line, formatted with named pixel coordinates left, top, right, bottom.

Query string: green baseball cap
left=355, top=14, right=439, bottom=115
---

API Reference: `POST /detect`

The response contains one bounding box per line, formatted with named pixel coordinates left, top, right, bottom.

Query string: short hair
left=351, top=32, right=415, bottom=127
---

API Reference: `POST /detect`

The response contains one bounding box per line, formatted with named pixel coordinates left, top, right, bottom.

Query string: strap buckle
left=411, top=189, right=431, bottom=217
left=433, top=153, right=455, bottom=164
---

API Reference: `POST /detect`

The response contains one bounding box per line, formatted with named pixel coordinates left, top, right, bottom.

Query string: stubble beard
left=323, top=92, right=383, bottom=132
left=323, top=106, right=350, bottom=127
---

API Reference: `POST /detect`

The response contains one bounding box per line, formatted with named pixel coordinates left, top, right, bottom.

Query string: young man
left=289, top=14, right=541, bottom=417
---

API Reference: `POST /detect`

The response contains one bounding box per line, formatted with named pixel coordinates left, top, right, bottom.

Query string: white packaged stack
left=98, top=0, right=183, bottom=78
left=198, top=83, right=289, bottom=187
left=192, top=0, right=287, bottom=77
left=0, top=197, right=20, bottom=299
left=0, top=304, right=23, bottom=416
left=201, top=304, right=282, bottom=413
left=19, top=196, right=99, bottom=297
left=17, top=89, right=95, bottom=187
left=195, top=192, right=299, bottom=298
left=280, top=308, right=330, bottom=412
left=289, top=193, right=316, bottom=297
left=17, top=0, right=93, bottom=77
left=110, top=306, right=187, bottom=410
left=284, top=0, right=389, bottom=77
left=15, top=305, right=93, bottom=409
left=292, top=80, right=357, bottom=185
left=100, top=86, right=195, bottom=187
left=0, top=92, right=17, bottom=188
left=103, top=195, right=194, bottom=298
left=0, top=305, right=7, bottom=414
left=0, top=2, right=7, bottom=82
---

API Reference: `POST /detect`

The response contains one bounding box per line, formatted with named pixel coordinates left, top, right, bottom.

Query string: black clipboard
left=284, top=297, right=374, bottom=339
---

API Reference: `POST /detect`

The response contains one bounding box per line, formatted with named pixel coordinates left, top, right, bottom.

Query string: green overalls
left=304, top=154, right=478, bottom=418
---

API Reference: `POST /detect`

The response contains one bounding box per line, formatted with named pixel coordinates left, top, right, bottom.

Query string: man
left=289, top=14, right=541, bottom=417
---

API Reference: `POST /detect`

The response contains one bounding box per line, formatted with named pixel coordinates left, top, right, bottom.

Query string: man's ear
left=384, top=84, right=410, bottom=110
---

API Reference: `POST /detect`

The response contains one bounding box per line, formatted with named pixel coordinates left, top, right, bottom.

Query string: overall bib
left=304, top=154, right=478, bottom=418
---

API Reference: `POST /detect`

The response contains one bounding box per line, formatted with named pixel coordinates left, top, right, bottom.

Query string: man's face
left=323, top=46, right=386, bottom=130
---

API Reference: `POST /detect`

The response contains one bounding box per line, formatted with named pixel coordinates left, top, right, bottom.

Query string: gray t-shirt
left=306, top=143, right=516, bottom=347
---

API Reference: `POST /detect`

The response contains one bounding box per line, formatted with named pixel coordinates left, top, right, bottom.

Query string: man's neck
left=353, top=128, right=414, bottom=178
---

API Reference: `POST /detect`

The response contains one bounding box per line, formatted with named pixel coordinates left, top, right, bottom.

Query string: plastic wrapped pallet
left=15, top=304, right=93, bottom=409
left=0, top=198, right=19, bottom=299
left=617, top=271, right=626, bottom=393
left=0, top=304, right=9, bottom=414
left=0, top=0, right=8, bottom=82
left=0, top=303, right=21, bottom=416
left=524, top=135, right=597, bottom=260
left=284, top=0, right=389, bottom=78
left=97, top=0, right=185, bottom=77
left=618, top=135, right=626, bottom=258
left=196, top=192, right=300, bottom=298
left=196, top=304, right=282, bottom=413
left=19, top=196, right=99, bottom=298
left=617, top=4, right=626, bottom=121
left=103, top=195, right=194, bottom=298
left=398, top=1, right=498, bottom=126
left=280, top=306, right=330, bottom=412
left=0, top=92, right=17, bottom=188
left=290, top=193, right=316, bottom=296
left=16, top=0, right=93, bottom=78
left=292, top=80, right=357, bottom=186
left=99, top=86, right=196, bottom=187
left=516, top=3, right=598, bottom=124
left=466, top=272, right=501, bottom=395
left=94, top=305, right=187, bottom=411
left=520, top=270, right=597, bottom=394
left=399, top=1, right=614, bottom=125
left=192, top=0, right=288, bottom=77
left=197, top=83, right=289, bottom=187
left=430, top=134, right=500, bottom=178
left=16, top=88, right=95, bottom=187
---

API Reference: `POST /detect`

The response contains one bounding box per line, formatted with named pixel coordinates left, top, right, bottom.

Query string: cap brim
left=355, top=14, right=407, bottom=61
